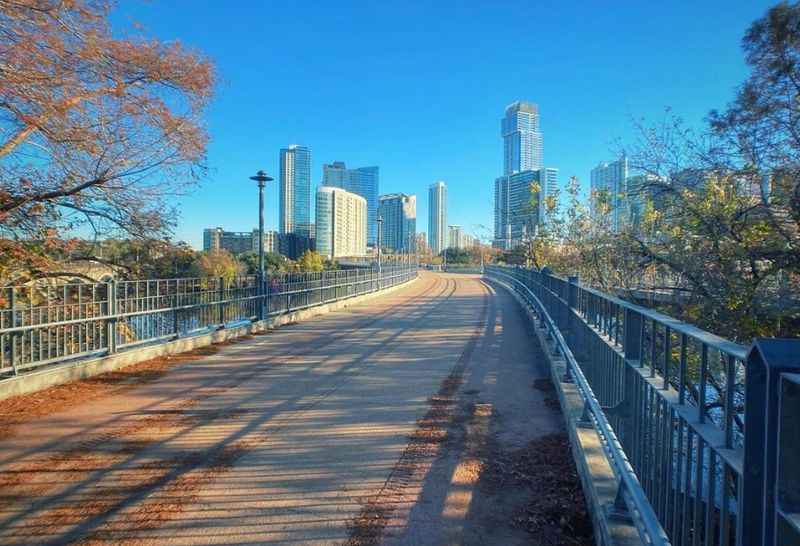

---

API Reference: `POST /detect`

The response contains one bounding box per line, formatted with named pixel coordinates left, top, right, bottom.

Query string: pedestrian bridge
left=0, top=267, right=796, bottom=546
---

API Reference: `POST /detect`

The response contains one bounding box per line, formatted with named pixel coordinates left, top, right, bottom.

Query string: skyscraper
left=502, top=101, right=542, bottom=175
left=493, top=170, right=544, bottom=248
left=540, top=167, right=559, bottom=225
left=377, top=193, right=416, bottom=252
left=315, top=186, right=367, bottom=258
left=428, top=181, right=447, bottom=255
left=322, top=162, right=379, bottom=246
left=493, top=102, right=557, bottom=248
left=590, top=156, right=629, bottom=232
left=280, top=145, right=312, bottom=236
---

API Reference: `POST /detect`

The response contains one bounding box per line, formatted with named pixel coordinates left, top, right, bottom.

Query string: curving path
left=0, top=272, right=573, bottom=545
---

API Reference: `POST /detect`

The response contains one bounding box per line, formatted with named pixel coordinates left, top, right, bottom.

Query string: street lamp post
left=249, top=170, right=273, bottom=319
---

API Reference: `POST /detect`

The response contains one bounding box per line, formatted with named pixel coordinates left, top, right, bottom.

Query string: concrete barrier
left=0, top=276, right=419, bottom=401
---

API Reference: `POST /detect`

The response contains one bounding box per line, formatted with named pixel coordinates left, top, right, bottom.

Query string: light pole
left=249, top=170, right=273, bottom=317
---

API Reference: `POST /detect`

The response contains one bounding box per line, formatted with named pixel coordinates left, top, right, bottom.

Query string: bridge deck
left=0, top=272, right=584, bottom=545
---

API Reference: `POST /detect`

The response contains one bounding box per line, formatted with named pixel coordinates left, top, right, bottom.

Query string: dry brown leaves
left=484, top=433, right=593, bottom=546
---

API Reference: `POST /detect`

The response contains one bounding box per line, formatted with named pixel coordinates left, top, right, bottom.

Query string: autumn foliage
left=0, top=0, right=214, bottom=280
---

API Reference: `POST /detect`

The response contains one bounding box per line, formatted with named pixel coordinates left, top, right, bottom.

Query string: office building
left=590, top=156, right=629, bottom=232
left=493, top=102, right=558, bottom=248
left=378, top=193, right=416, bottom=252
left=315, top=186, right=367, bottom=259
left=278, top=233, right=313, bottom=260
left=202, top=227, right=278, bottom=255
left=502, top=101, right=543, bottom=175
left=493, top=169, right=556, bottom=249
left=416, top=232, right=428, bottom=254
left=493, top=170, right=545, bottom=249
left=280, top=145, right=312, bottom=236
left=447, top=225, right=474, bottom=250
left=322, top=161, right=379, bottom=245
left=428, top=181, right=447, bottom=255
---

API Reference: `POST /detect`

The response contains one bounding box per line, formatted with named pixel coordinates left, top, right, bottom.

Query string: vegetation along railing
left=0, top=264, right=418, bottom=377
left=484, top=265, right=800, bottom=546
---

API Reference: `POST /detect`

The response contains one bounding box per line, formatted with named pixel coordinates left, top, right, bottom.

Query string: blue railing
left=0, top=264, right=418, bottom=376
left=484, top=265, right=799, bottom=546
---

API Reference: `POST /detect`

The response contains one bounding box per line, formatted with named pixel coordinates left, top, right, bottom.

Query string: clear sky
left=110, top=1, right=774, bottom=249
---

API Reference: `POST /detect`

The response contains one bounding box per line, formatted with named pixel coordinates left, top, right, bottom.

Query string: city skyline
left=105, top=2, right=775, bottom=249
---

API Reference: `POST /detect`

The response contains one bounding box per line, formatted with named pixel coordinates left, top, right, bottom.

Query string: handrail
left=0, top=264, right=418, bottom=376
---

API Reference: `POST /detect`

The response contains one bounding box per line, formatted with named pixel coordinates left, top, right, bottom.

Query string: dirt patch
left=533, top=378, right=562, bottom=411
left=532, top=378, right=555, bottom=393
left=483, top=433, right=593, bottom=546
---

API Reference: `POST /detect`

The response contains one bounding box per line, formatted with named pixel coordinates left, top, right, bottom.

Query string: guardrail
left=0, top=264, right=418, bottom=376
left=484, top=265, right=800, bottom=546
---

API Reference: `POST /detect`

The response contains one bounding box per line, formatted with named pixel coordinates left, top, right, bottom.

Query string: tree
left=193, top=250, right=242, bottom=282
left=442, top=247, right=472, bottom=265
left=295, top=250, right=325, bottom=272
left=238, top=251, right=289, bottom=274
left=86, top=238, right=198, bottom=279
left=0, top=0, right=215, bottom=279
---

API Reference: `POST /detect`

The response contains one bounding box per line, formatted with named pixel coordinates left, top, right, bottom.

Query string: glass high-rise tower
left=279, top=145, right=312, bottom=237
left=428, top=181, right=447, bottom=255
left=494, top=102, right=558, bottom=249
left=322, top=161, right=379, bottom=246
left=590, top=156, right=629, bottom=232
left=378, top=193, right=416, bottom=252
left=502, top=101, right=542, bottom=175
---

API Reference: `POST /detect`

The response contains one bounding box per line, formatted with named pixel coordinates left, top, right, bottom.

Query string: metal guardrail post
left=623, top=307, right=643, bottom=365
left=742, top=338, right=800, bottom=546
left=218, top=277, right=225, bottom=327
left=106, top=279, right=117, bottom=354
left=172, top=283, right=180, bottom=338
left=567, top=275, right=578, bottom=344
left=777, top=373, right=800, bottom=546
left=260, top=274, right=267, bottom=320
left=9, top=288, right=18, bottom=375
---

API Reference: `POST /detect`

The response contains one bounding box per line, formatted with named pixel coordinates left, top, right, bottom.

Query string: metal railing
left=0, top=264, right=418, bottom=376
left=484, top=265, right=800, bottom=546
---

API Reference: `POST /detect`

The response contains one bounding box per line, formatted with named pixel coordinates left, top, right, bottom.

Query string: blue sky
left=111, top=1, right=774, bottom=249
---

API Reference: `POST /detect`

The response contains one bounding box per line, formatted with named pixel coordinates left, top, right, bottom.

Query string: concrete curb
left=485, top=276, right=641, bottom=546
left=0, top=276, right=419, bottom=401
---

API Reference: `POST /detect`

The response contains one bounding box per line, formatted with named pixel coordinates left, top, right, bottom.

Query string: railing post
left=266, top=274, right=272, bottom=320
left=567, top=275, right=578, bottom=343
left=776, top=373, right=800, bottom=546
left=742, top=339, right=800, bottom=546
left=172, top=281, right=180, bottom=338
left=623, top=308, right=643, bottom=365
left=218, top=277, right=225, bottom=327
left=9, top=288, right=18, bottom=375
left=106, top=279, right=117, bottom=354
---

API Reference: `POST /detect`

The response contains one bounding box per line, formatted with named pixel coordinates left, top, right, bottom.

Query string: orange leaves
left=0, top=0, right=215, bottom=280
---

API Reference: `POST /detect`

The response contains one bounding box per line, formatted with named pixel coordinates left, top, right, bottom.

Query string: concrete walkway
left=0, top=272, right=568, bottom=545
